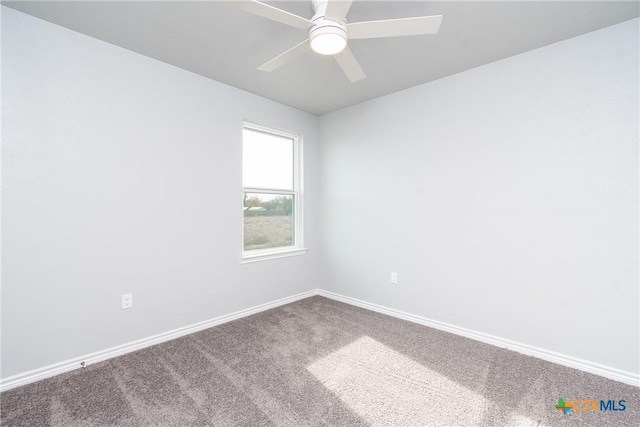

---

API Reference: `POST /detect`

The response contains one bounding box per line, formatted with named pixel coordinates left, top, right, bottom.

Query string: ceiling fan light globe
left=309, top=23, right=348, bottom=55
left=311, top=33, right=347, bottom=55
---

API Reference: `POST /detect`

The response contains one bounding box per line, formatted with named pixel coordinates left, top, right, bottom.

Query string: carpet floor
left=1, top=296, right=638, bottom=426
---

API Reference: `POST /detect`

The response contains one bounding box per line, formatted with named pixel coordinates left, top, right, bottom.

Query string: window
left=242, top=123, right=304, bottom=262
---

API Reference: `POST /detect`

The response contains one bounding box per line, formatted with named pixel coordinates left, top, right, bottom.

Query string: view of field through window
left=243, top=193, right=294, bottom=250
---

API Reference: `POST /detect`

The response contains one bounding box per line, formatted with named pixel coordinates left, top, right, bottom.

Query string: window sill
left=241, top=248, right=308, bottom=264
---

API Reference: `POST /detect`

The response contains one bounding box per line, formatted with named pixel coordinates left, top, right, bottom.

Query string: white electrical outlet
left=391, top=272, right=398, bottom=284
left=122, top=293, right=133, bottom=309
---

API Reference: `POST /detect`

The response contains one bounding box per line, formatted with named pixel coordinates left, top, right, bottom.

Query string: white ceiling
left=4, top=1, right=639, bottom=115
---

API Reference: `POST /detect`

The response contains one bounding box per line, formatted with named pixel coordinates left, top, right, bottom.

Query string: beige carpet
left=1, top=296, right=638, bottom=426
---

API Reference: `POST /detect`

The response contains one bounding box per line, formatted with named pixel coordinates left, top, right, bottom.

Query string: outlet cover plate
left=122, top=293, right=133, bottom=309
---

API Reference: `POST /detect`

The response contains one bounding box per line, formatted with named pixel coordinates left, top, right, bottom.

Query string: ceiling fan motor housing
left=310, top=0, right=348, bottom=55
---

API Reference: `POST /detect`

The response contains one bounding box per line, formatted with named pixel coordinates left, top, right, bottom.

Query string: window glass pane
left=243, top=192, right=294, bottom=251
left=243, top=128, right=293, bottom=190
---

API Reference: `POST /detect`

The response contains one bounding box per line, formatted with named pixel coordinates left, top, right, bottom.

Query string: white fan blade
left=348, top=15, right=443, bottom=39
left=324, top=0, right=353, bottom=22
left=334, top=47, right=366, bottom=82
left=258, top=40, right=311, bottom=72
left=239, top=0, right=314, bottom=30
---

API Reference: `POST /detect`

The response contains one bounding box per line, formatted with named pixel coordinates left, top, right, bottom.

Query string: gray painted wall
left=1, top=7, right=321, bottom=379
left=2, top=6, right=638, bottom=382
left=319, top=18, right=639, bottom=375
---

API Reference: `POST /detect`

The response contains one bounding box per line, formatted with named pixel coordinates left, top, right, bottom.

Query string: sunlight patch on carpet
left=307, top=336, right=537, bottom=426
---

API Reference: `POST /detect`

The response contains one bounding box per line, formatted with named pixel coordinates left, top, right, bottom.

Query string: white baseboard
left=2, top=288, right=637, bottom=392
left=0, top=290, right=317, bottom=392
left=317, top=290, right=640, bottom=387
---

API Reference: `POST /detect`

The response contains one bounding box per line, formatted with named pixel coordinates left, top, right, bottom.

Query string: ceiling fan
left=239, top=0, right=443, bottom=82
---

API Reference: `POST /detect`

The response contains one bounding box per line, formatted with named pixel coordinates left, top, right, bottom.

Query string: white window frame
left=241, top=122, right=306, bottom=263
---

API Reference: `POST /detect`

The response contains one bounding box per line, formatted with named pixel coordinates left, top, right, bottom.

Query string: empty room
left=1, top=0, right=639, bottom=426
